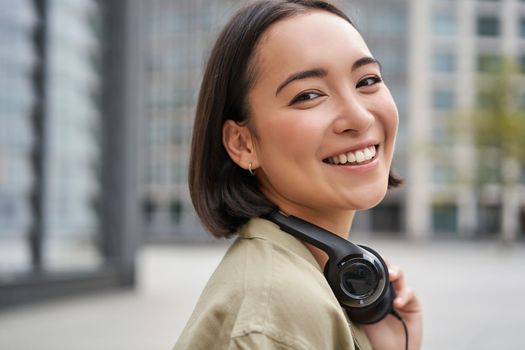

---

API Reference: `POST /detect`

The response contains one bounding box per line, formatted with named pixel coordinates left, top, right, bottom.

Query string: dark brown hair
left=189, top=0, right=402, bottom=238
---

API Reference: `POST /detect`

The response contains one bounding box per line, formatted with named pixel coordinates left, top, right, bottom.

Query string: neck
left=283, top=208, right=355, bottom=270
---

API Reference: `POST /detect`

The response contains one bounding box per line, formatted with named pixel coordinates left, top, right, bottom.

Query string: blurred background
left=0, top=0, right=524, bottom=349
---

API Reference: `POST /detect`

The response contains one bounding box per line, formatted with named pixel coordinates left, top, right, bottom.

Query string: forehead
left=253, top=11, right=372, bottom=77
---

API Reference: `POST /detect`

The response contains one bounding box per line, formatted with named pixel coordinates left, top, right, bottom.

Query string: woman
left=175, top=0, right=422, bottom=349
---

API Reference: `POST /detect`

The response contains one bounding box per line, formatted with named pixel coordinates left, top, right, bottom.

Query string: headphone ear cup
left=323, top=248, right=395, bottom=324
left=344, top=281, right=395, bottom=324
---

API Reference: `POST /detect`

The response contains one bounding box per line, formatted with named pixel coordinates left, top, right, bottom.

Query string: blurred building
left=43, top=0, right=106, bottom=271
left=4, top=0, right=523, bottom=308
left=0, top=0, right=143, bottom=307
left=0, top=1, right=37, bottom=274
left=142, top=0, right=240, bottom=241
left=407, top=0, right=525, bottom=239
left=141, top=0, right=525, bottom=241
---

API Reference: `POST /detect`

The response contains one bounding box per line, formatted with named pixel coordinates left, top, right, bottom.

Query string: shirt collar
left=238, top=217, right=322, bottom=272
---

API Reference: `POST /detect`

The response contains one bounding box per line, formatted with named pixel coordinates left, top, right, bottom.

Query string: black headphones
left=265, top=210, right=395, bottom=324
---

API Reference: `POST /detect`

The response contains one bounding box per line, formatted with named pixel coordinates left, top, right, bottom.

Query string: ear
left=222, top=120, right=258, bottom=171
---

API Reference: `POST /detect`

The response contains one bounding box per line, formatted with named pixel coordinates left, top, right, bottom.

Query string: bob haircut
left=189, top=0, right=403, bottom=238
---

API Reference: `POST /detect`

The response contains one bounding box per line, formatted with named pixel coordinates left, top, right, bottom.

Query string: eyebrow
left=275, top=56, right=382, bottom=96
left=352, top=56, right=382, bottom=72
left=275, top=68, right=327, bottom=96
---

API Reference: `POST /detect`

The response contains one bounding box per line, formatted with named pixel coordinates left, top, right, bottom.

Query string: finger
left=396, top=288, right=422, bottom=314
left=388, top=265, right=405, bottom=289
left=394, top=287, right=414, bottom=308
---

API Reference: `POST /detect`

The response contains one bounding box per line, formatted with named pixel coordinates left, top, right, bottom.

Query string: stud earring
left=248, top=162, right=256, bottom=176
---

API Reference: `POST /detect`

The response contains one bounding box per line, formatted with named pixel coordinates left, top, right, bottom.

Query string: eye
left=290, top=91, right=323, bottom=104
left=356, top=75, right=383, bottom=88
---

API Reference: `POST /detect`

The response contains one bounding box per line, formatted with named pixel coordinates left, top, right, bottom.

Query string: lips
left=323, top=145, right=378, bottom=165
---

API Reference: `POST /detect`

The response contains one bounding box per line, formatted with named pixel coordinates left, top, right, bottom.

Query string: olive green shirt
left=173, top=218, right=372, bottom=350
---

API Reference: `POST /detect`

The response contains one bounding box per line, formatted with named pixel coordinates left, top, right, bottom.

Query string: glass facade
left=42, top=0, right=104, bottom=272
left=0, top=0, right=36, bottom=275
left=1, top=0, right=141, bottom=307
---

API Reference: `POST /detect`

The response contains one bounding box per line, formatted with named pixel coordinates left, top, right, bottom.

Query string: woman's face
left=247, top=11, right=398, bottom=224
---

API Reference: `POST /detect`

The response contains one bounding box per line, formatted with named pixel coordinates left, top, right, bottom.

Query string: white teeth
left=355, top=151, right=365, bottom=162
left=363, top=147, right=372, bottom=160
left=326, top=145, right=377, bottom=165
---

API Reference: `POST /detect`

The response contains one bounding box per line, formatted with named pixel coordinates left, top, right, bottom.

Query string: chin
left=347, top=182, right=389, bottom=210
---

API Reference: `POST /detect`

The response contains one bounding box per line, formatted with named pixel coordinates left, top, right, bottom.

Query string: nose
left=332, top=93, right=374, bottom=134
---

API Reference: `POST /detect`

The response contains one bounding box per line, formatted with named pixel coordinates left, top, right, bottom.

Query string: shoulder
left=234, top=235, right=354, bottom=349
left=175, top=227, right=354, bottom=350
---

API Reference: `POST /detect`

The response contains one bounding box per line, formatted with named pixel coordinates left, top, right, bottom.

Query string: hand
left=362, top=264, right=422, bottom=350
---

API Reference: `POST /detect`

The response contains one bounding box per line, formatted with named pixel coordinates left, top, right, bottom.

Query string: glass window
left=433, top=14, right=456, bottom=36
left=433, top=90, right=456, bottom=110
left=433, top=52, right=456, bottom=72
left=371, top=203, right=402, bottom=232
left=477, top=89, right=498, bottom=109
left=520, top=56, right=525, bottom=73
left=478, top=204, right=501, bottom=236
left=373, top=47, right=406, bottom=72
left=478, top=160, right=501, bottom=184
left=171, top=160, right=186, bottom=183
left=431, top=123, right=453, bottom=145
left=431, top=162, right=456, bottom=184
left=521, top=18, right=525, bottom=37
left=143, top=198, right=155, bottom=223
left=520, top=206, right=525, bottom=237
left=478, top=55, right=501, bottom=72
left=477, top=16, right=500, bottom=36
left=170, top=200, right=183, bottom=223
left=519, top=91, right=525, bottom=109
left=432, top=204, right=458, bottom=234
left=362, top=11, right=406, bottom=36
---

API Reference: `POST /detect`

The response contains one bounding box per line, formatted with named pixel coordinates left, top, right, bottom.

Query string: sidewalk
left=0, top=238, right=524, bottom=349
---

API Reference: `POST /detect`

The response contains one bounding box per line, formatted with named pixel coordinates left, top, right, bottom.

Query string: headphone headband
left=264, top=210, right=395, bottom=324
left=265, top=210, right=363, bottom=260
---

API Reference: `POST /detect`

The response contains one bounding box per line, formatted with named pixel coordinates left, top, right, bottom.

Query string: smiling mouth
left=323, top=145, right=378, bottom=166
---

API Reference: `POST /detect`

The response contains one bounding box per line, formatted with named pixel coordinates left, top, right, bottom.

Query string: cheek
left=255, top=110, right=327, bottom=160
left=377, top=96, right=399, bottom=142
left=257, top=128, right=310, bottom=172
